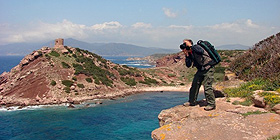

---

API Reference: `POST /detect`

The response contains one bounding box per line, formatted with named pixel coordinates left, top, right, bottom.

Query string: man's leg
left=202, top=67, right=216, bottom=110
left=189, top=71, right=203, bottom=105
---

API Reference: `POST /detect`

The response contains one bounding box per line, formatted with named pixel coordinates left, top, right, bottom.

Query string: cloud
left=132, top=22, right=152, bottom=28
left=90, top=21, right=122, bottom=30
left=245, top=19, right=259, bottom=28
left=169, top=25, right=193, bottom=30
left=209, top=19, right=260, bottom=33
left=0, top=19, right=279, bottom=49
left=163, top=7, right=177, bottom=18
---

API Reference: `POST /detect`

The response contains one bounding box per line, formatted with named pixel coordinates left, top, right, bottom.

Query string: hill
left=0, top=39, right=185, bottom=107
left=0, top=38, right=178, bottom=56
left=230, top=32, right=280, bottom=82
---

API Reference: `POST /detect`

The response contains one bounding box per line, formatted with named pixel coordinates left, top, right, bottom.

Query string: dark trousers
left=189, top=67, right=216, bottom=107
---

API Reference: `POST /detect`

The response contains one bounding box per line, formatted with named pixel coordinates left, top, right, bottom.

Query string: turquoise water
left=0, top=56, right=199, bottom=139
left=0, top=92, right=203, bottom=140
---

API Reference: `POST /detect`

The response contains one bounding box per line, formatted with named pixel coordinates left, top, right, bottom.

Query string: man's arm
left=192, top=45, right=204, bottom=55
left=185, top=55, right=193, bottom=67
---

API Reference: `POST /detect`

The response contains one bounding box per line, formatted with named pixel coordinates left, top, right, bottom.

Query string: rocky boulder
left=252, top=91, right=266, bottom=108
left=272, top=104, right=280, bottom=115
left=152, top=98, right=280, bottom=140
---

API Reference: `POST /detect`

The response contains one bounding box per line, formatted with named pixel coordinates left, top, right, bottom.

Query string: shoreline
left=0, top=85, right=202, bottom=111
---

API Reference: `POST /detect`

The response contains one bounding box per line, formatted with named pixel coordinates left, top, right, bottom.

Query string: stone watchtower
left=54, top=38, right=64, bottom=48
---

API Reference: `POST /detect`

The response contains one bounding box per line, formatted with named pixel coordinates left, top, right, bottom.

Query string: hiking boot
left=183, top=102, right=196, bottom=107
left=204, top=105, right=216, bottom=111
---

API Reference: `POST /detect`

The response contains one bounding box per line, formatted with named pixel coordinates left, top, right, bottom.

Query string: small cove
left=0, top=91, right=204, bottom=140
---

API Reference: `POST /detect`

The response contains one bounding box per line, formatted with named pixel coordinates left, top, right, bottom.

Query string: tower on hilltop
left=54, top=38, right=64, bottom=48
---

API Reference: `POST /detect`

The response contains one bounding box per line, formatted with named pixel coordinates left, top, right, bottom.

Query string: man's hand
left=182, top=49, right=192, bottom=57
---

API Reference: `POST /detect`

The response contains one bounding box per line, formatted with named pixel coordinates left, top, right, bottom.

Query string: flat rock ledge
left=151, top=98, right=280, bottom=140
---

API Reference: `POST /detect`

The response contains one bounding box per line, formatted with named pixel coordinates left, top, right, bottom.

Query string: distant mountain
left=0, top=42, right=43, bottom=56
left=216, top=44, right=250, bottom=50
left=0, top=38, right=178, bottom=56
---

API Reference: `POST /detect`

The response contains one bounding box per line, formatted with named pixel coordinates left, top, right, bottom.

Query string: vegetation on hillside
left=224, top=78, right=280, bottom=107
left=43, top=45, right=161, bottom=92
left=229, top=32, right=280, bottom=82
left=224, top=33, right=280, bottom=109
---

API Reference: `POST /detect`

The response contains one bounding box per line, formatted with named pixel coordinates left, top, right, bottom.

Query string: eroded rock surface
left=152, top=98, right=280, bottom=140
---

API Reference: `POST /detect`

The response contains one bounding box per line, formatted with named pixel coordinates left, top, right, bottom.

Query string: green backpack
left=197, top=40, right=221, bottom=65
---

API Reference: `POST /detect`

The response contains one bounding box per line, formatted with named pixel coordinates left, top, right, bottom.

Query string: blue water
left=0, top=92, right=203, bottom=140
left=103, top=56, right=154, bottom=69
left=0, top=56, right=197, bottom=140
left=0, top=56, right=24, bottom=74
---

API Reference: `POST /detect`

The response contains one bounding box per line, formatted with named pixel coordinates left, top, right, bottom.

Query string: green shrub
left=241, top=111, right=266, bottom=117
left=77, top=83, right=85, bottom=88
left=168, top=73, right=176, bottom=77
left=140, top=77, right=158, bottom=85
left=63, top=87, right=71, bottom=93
left=85, top=78, right=92, bottom=83
left=277, top=88, right=280, bottom=93
left=72, top=77, right=77, bottom=81
left=73, top=63, right=84, bottom=75
left=62, top=80, right=74, bottom=87
left=215, top=66, right=226, bottom=74
left=61, top=62, right=71, bottom=69
left=64, top=46, right=73, bottom=53
left=224, top=87, right=253, bottom=98
left=239, top=99, right=253, bottom=106
left=232, top=100, right=240, bottom=105
left=72, top=54, right=77, bottom=58
left=259, top=92, right=280, bottom=106
left=50, top=80, right=56, bottom=86
left=118, top=68, right=133, bottom=76
left=94, top=77, right=100, bottom=84
left=214, top=73, right=225, bottom=82
left=223, top=79, right=275, bottom=98
left=267, top=134, right=280, bottom=140
left=121, top=77, right=137, bottom=86
left=45, top=54, right=50, bottom=60
left=49, top=51, right=60, bottom=57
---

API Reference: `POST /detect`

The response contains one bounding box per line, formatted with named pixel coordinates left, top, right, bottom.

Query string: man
left=180, top=39, right=216, bottom=111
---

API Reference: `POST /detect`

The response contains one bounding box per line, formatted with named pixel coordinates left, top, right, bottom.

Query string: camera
left=180, top=43, right=190, bottom=50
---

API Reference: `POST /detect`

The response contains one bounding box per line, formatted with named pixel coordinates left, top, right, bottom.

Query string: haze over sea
left=0, top=56, right=202, bottom=140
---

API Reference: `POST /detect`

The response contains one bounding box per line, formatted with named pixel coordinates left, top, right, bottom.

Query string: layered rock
left=152, top=98, right=280, bottom=140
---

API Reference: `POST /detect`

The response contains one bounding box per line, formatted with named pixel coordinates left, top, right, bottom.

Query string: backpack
left=197, top=40, right=221, bottom=65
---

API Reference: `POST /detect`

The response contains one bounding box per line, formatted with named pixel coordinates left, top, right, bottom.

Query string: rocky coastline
left=0, top=85, right=192, bottom=110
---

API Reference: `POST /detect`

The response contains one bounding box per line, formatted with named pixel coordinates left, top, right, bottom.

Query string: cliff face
left=0, top=44, right=167, bottom=106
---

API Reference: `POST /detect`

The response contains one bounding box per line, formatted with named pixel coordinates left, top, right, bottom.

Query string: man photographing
left=181, top=39, right=216, bottom=111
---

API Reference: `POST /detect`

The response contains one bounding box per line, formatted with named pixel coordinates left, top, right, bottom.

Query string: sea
left=0, top=56, right=202, bottom=140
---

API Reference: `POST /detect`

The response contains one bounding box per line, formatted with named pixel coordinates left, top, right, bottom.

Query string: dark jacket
left=185, top=44, right=213, bottom=71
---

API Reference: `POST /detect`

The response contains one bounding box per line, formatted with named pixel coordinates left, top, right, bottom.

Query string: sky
left=0, top=0, right=279, bottom=49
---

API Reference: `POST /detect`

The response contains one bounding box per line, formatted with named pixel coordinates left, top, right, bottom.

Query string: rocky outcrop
left=156, top=52, right=184, bottom=67
left=152, top=98, right=280, bottom=140
left=272, top=104, right=280, bottom=115
left=252, top=90, right=266, bottom=108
